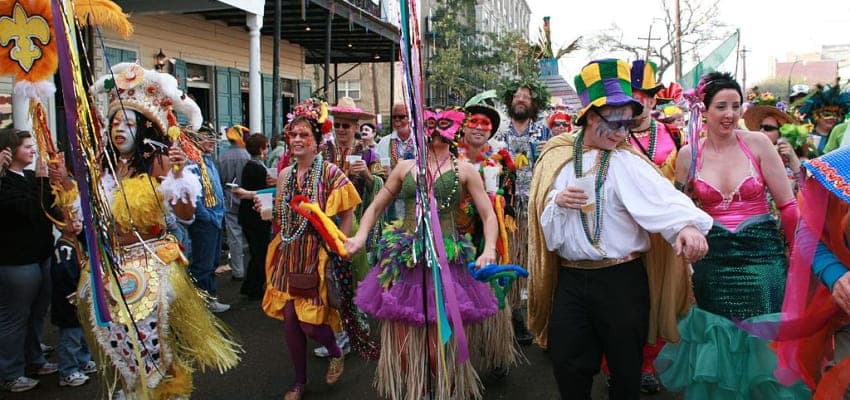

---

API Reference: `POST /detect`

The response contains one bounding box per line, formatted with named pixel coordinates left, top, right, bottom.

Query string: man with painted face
left=527, top=59, right=712, bottom=400
left=492, top=79, right=552, bottom=345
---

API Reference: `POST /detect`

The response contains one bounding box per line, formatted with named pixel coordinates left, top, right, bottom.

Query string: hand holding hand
left=675, top=225, right=708, bottom=263
left=554, top=186, right=589, bottom=209
left=343, top=235, right=366, bottom=257
left=832, top=273, right=850, bottom=315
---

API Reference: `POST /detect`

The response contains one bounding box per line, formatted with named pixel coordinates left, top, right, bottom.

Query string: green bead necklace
left=573, top=132, right=612, bottom=249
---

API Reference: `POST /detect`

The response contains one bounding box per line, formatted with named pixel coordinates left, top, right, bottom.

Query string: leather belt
left=560, top=252, right=642, bottom=270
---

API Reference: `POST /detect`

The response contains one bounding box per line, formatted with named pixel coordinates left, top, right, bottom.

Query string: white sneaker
left=314, top=331, right=351, bottom=358
left=35, top=362, right=58, bottom=376
left=80, top=361, right=97, bottom=374
left=3, top=376, right=39, bottom=392
left=59, top=372, right=90, bottom=387
left=209, top=300, right=231, bottom=313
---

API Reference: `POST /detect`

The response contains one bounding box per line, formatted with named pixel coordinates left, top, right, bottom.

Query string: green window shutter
left=119, top=49, right=136, bottom=63
left=262, top=73, right=273, bottom=136
left=215, top=67, right=231, bottom=131
left=173, top=59, right=188, bottom=125
left=229, top=68, right=242, bottom=127
left=298, top=80, right=312, bottom=102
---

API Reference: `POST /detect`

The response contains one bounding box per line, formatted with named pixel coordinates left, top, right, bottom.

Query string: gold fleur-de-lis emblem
left=0, top=2, right=51, bottom=72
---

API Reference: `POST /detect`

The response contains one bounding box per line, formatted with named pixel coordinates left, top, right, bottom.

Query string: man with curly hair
left=491, top=78, right=551, bottom=345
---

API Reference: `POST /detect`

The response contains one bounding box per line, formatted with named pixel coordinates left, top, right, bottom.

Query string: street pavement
left=7, top=272, right=680, bottom=400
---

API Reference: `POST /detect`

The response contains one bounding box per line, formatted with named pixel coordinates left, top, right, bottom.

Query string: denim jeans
left=0, top=260, right=50, bottom=381
left=57, top=327, right=92, bottom=377
left=224, top=211, right=249, bottom=278
left=188, top=219, right=223, bottom=296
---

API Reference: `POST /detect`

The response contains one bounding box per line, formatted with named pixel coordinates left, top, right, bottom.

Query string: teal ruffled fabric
left=656, top=307, right=811, bottom=400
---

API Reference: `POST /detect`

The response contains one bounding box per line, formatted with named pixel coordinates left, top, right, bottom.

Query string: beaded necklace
left=630, top=119, right=657, bottom=160
left=278, top=155, right=324, bottom=243
left=390, top=136, right=414, bottom=166
left=428, top=153, right=460, bottom=211
left=573, top=131, right=612, bottom=249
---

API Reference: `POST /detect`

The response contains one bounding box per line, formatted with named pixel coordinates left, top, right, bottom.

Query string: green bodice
left=399, top=169, right=460, bottom=232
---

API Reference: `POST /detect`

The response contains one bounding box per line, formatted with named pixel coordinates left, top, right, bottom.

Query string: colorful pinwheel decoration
left=468, top=263, right=529, bottom=309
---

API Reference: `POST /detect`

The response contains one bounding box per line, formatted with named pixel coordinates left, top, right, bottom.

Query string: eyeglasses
left=552, top=121, right=570, bottom=128
left=391, top=115, right=408, bottom=121
left=513, top=93, right=532, bottom=101
left=759, top=124, right=779, bottom=132
left=333, top=123, right=351, bottom=129
left=593, top=109, right=636, bottom=131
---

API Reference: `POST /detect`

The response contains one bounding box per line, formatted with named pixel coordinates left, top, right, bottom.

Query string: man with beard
left=491, top=79, right=551, bottom=345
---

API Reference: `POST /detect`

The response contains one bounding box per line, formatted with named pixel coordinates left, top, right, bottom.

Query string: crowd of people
left=3, top=53, right=850, bottom=400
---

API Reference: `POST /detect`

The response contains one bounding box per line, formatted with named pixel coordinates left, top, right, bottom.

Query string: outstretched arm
left=343, top=160, right=413, bottom=255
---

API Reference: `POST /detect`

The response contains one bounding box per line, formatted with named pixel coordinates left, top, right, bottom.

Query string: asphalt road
left=6, top=272, right=680, bottom=400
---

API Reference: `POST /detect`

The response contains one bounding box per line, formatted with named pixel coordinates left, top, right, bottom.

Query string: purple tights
left=283, top=300, right=341, bottom=384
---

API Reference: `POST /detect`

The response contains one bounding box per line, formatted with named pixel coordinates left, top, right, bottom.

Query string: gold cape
left=527, top=131, right=693, bottom=348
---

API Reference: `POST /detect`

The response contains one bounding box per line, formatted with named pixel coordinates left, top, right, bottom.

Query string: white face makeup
left=111, top=110, right=138, bottom=154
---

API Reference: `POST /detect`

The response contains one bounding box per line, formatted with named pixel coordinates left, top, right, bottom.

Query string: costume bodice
left=110, top=174, right=167, bottom=235
left=692, top=134, right=769, bottom=230
left=399, top=169, right=461, bottom=232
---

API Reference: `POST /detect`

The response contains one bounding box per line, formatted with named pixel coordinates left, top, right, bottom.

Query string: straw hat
left=328, top=96, right=375, bottom=121
left=742, top=105, right=797, bottom=131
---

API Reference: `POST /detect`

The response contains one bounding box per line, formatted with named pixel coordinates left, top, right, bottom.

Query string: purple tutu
left=354, top=230, right=498, bottom=326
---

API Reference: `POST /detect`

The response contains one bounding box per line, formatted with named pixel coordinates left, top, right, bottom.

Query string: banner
left=679, top=30, right=739, bottom=89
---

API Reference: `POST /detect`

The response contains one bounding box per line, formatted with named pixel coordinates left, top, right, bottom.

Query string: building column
left=247, top=13, right=263, bottom=134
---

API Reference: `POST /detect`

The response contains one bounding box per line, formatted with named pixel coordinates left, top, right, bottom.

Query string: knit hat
left=574, top=59, right=644, bottom=126
left=804, top=146, right=850, bottom=204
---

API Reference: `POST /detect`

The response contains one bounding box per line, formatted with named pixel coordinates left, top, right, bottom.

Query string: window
left=103, top=46, right=137, bottom=66
left=339, top=80, right=361, bottom=100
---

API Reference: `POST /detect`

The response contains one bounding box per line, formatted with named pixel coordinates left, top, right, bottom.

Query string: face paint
left=466, top=115, right=493, bottom=132
left=433, top=109, right=466, bottom=141
left=111, top=110, right=138, bottom=154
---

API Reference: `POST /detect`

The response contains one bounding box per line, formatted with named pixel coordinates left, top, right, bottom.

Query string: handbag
left=325, top=255, right=343, bottom=309
left=287, top=271, right=319, bottom=299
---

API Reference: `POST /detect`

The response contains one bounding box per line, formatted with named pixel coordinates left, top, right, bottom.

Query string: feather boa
left=159, top=169, right=202, bottom=205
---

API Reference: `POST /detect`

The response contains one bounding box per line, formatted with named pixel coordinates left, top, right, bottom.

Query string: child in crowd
left=50, top=211, right=95, bottom=387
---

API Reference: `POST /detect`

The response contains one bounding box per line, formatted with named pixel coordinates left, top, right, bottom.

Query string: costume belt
left=559, top=252, right=642, bottom=270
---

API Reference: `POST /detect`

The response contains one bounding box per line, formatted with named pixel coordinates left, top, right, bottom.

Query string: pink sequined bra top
left=692, top=134, right=769, bottom=231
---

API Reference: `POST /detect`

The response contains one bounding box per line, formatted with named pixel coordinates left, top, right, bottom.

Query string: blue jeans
left=188, top=219, right=222, bottom=296
left=57, top=327, right=92, bottom=377
left=0, top=261, right=50, bottom=381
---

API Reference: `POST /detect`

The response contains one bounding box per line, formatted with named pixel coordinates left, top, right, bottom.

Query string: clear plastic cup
left=483, top=166, right=500, bottom=194
left=257, top=192, right=274, bottom=220
left=572, top=175, right=596, bottom=213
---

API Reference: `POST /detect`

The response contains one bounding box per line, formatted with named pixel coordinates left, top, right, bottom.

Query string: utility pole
left=674, top=0, right=683, bottom=81
left=740, top=50, right=746, bottom=92
left=637, top=24, right=662, bottom=61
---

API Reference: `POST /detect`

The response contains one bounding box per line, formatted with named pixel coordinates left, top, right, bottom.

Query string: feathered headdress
left=287, top=98, right=332, bottom=134
left=92, top=62, right=203, bottom=132
left=797, top=80, right=850, bottom=124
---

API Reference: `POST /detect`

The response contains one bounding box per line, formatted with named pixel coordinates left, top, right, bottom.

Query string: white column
left=247, top=13, right=263, bottom=134
left=11, top=84, right=32, bottom=132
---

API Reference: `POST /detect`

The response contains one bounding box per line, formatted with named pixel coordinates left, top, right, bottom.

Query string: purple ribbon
left=51, top=1, right=111, bottom=325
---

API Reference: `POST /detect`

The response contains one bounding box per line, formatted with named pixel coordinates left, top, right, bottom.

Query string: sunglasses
left=333, top=123, right=351, bottom=129
left=552, top=121, right=570, bottom=128
left=287, top=131, right=313, bottom=139
left=466, top=117, right=492, bottom=130
left=759, top=124, right=779, bottom=132
left=593, top=109, right=636, bottom=131
left=391, top=115, right=408, bottom=121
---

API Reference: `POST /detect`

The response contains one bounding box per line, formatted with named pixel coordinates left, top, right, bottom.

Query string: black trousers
left=548, top=258, right=649, bottom=400
left=240, top=225, right=270, bottom=298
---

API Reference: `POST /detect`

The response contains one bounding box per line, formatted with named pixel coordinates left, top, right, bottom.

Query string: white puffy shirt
left=541, top=148, right=712, bottom=261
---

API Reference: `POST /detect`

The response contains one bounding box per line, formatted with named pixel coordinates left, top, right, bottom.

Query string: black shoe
left=640, top=372, right=662, bottom=394
left=512, top=316, right=533, bottom=346
left=490, top=366, right=510, bottom=380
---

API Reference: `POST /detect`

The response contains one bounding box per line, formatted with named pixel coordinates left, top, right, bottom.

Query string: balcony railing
left=344, top=0, right=382, bottom=19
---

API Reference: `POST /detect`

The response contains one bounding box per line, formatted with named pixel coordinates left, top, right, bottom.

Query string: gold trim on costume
left=560, top=252, right=642, bottom=270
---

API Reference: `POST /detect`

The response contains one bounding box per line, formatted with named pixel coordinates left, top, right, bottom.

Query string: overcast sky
left=525, top=0, right=850, bottom=86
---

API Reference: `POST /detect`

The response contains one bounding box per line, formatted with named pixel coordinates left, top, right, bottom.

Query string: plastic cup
left=572, top=175, right=596, bottom=212
left=257, top=192, right=274, bottom=220
left=346, top=155, right=362, bottom=165
left=483, top=166, right=500, bottom=194
left=380, top=157, right=391, bottom=167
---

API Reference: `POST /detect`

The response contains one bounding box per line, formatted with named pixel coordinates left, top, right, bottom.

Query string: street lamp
left=787, top=59, right=801, bottom=100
